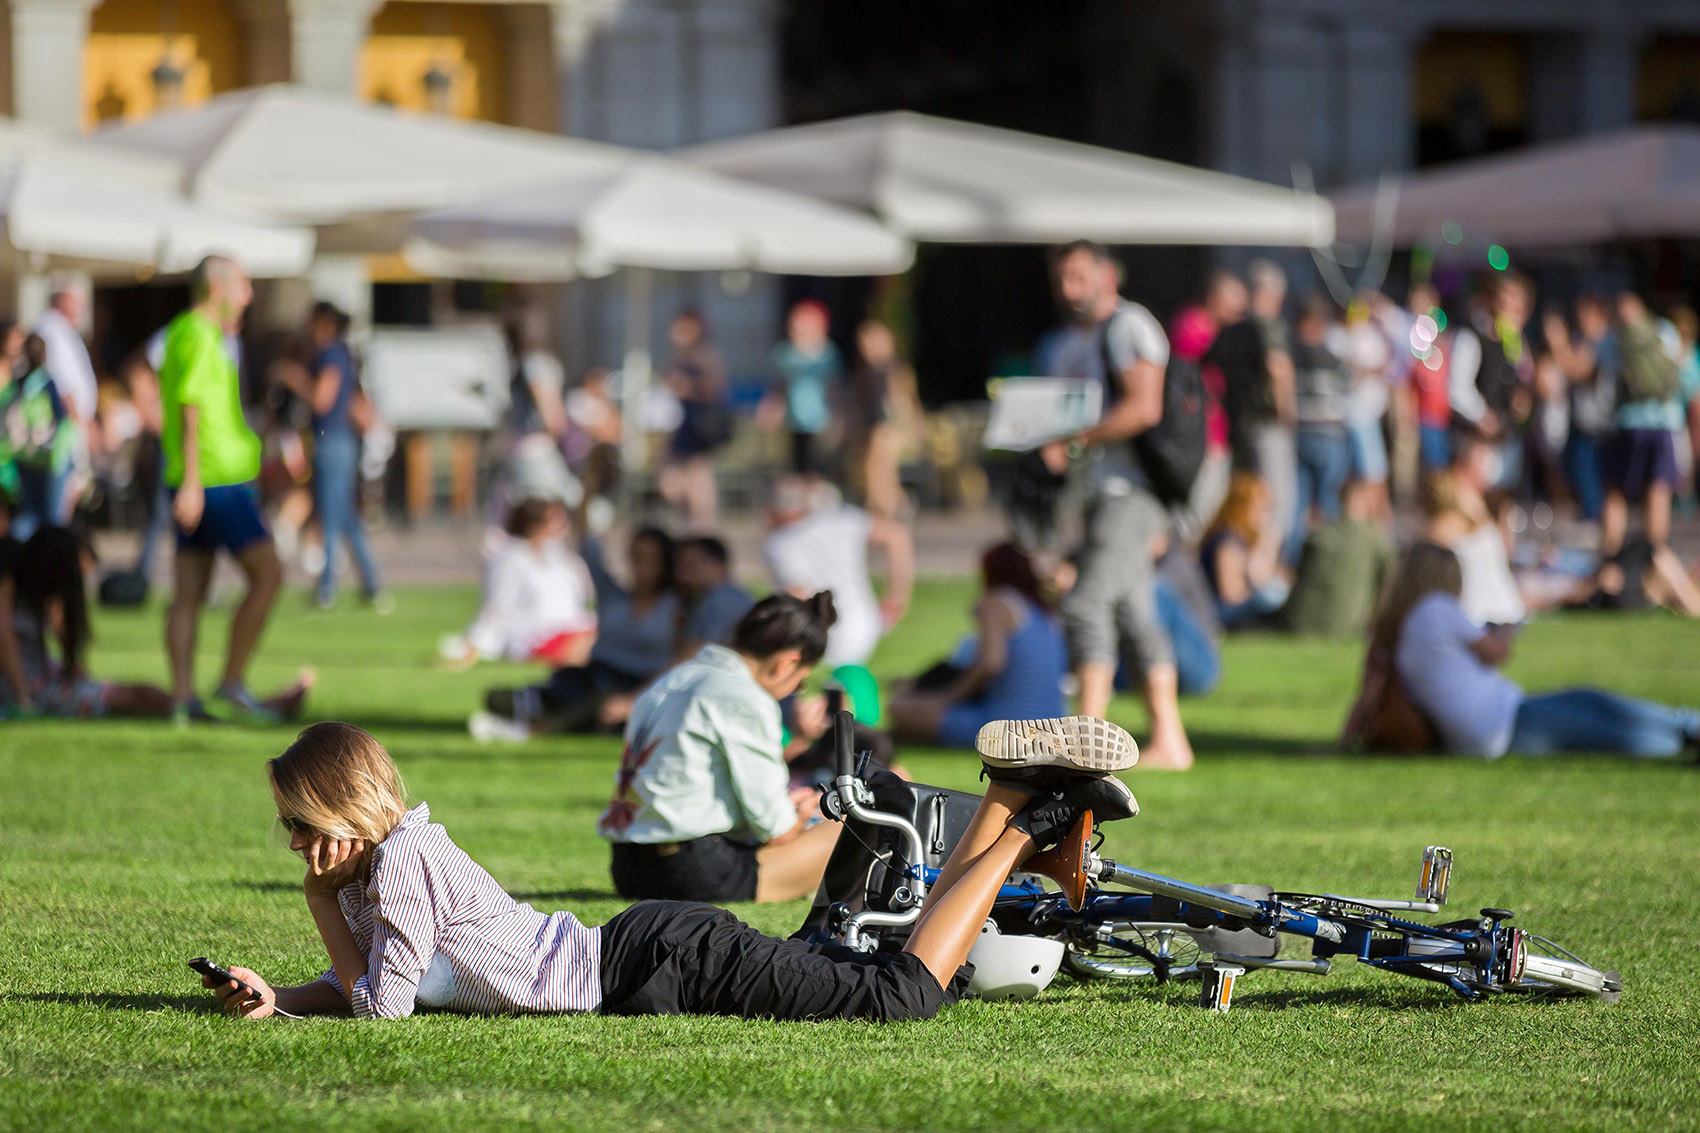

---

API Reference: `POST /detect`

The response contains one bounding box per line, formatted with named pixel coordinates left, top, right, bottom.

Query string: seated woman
left=199, top=717, right=1138, bottom=1022
left=0, top=525, right=310, bottom=719
left=440, top=499, right=596, bottom=670
left=479, top=526, right=679, bottom=737
left=597, top=592, right=845, bottom=904
left=887, top=543, right=1067, bottom=747
left=1422, top=453, right=1525, bottom=627
left=1199, top=471, right=1290, bottom=630
left=1374, top=541, right=1698, bottom=758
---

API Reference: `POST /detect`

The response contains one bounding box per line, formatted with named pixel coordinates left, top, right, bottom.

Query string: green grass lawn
left=3, top=581, right=1700, bottom=1131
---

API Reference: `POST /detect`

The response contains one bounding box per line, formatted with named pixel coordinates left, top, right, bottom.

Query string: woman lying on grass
left=201, top=717, right=1138, bottom=1022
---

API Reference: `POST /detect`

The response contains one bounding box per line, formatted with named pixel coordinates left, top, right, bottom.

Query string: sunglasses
left=276, top=813, right=315, bottom=836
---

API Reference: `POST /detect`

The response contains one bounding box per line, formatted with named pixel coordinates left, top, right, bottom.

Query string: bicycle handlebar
left=833, top=709, right=856, bottom=780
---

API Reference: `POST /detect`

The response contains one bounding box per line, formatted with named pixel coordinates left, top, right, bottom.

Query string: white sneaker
left=469, top=711, right=532, bottom=744
left=977, top=716, right=1140, bottom=783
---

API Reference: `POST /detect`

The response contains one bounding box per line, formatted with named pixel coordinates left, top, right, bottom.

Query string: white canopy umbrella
left=401, top=157, right=915, bottom=467
left=0, top=118, right=313, bottom=277
left=400, top=157, right=914, bottom=278
left=1331, top=125, right=1700, bottom=248
left=90, top=84, right=636, bottom=252
left=680, top=110, right=1334, bottom=247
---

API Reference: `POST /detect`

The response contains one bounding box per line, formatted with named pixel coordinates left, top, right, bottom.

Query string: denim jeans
left=1562, top=432, right=1605, bottom=522
left=1289, top=426, right=1349, bottom=563
left=1509, top=688, right=1700, bottom=757
left=1153, top=576, right=1220, bottom=697
left=313, top=430, right=380, bottom=601
left=12, top=464, right=68, bottom=540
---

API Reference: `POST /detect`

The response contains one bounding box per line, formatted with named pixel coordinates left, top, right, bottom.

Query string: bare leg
left=166, top=551, right=215, bottom=703
left=222, top=541, right=282, bottom=689
left=755, top=820, right=844, bottom=903
left=1648, top=545, right=1700, bottom=616
left=1138, top=663, right=1194, bottom=770
left=903, top=824, right=1035, bottom=988
left=1076, top=661, right=1114, bottom=721
left=1646, top=481, right=1672, bottom=549
left=1601, top=490, right=1629, bottom=557
left=924, top=782, right=1032, bottom=905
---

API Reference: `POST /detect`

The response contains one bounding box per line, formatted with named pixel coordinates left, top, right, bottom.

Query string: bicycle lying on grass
left=799, top=713, right=1621, bottom=1006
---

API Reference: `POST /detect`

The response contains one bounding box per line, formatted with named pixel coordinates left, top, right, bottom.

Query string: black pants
left=599, top=900, right=970, bottom=1022
left=535, top=661, right=647, bottom=732
left=610, top=837, right=759, bottom=903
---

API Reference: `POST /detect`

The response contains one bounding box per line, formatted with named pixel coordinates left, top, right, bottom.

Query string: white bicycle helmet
left=966, top=922, right=1064, bottom=1001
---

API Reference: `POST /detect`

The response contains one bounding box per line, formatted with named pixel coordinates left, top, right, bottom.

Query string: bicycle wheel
left=1060, top=922, right=1205, bottom=982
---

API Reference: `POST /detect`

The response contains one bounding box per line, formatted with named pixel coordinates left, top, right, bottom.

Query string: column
left=287, top=0, right=382, bottom=96
left=1338, top=23, right=1419, bottom=183
left=1529, top=25, right=1643, bottom=143
left=501, top=4, right=560, bottom=133
left=10, top=0, right=99, bottom=132
left=232, top=0, right=292, bottom=86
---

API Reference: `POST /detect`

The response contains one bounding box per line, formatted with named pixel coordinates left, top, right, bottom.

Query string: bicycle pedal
left=1415, top=845, right=1452, bottom=906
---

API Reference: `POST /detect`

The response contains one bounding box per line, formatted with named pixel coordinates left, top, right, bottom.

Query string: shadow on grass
left=1210, top=984, right=1464, bottom=1013
left=228, top=880, right=301, bottom=893
left=11, top=992, right=221, bottom=1014
left=1185, top=731, right=1333, bottom=758
left=508, top=888, right=616, bottom=904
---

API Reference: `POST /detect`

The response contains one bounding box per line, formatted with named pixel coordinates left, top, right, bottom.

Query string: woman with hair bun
left=596, top=590, right=846, bottom=904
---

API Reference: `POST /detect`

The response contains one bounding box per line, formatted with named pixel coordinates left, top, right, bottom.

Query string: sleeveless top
left=975, top=590, right=1067, bottom=720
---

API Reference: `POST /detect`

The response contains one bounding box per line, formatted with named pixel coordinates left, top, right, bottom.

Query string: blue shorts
left=173, top=482, right=269, bottom=556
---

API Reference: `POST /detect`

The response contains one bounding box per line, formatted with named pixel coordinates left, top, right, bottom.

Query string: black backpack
left=1099, top=314, right=1206, bottom=507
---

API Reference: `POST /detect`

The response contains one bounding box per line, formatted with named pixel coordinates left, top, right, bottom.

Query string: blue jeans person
left=1289, top=426, right=1349, bottom=564
left=1509, top=688, right=1700, bottom=757
left=12, top=464, right=68, bottom=540
left=1562, top=432, right=1605, bottom=522
left=1152, top=576, right=1220, bottom=697
left=313, top=430, right=380, bottom=604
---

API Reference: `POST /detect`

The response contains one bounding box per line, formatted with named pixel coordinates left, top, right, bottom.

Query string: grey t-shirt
left=1050, top=300, right=1170, bottom=496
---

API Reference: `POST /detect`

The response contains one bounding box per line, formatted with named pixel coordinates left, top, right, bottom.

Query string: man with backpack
left=1602, top=292, right=1684, bottom=557
left=1039, top=240, right=1200, bottom=770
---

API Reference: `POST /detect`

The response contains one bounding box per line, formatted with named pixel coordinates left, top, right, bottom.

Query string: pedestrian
left=1040, top=240, right=1195, bottom=769
left=1288, top=294, right=1351, bottom=562
left=764, top=299, right=841, bottom=478
left=160, top=256, right=285, bottom=723
left=657, top=310, right=730, bottom=529
left=1208, top=258, right=1297, bottom=557
left=1168, top=270, right=1245, bottom=539
left=33, top=279, right=99, bottom=523
left=1600, top=292, right=1684, bottom=556
left=277, top=301, right=386, bottom=611
left=847, top=318, right=918, bottom=520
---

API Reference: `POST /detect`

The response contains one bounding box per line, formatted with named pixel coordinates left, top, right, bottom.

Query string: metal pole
left=1094, top=860, right=1269, bottom=921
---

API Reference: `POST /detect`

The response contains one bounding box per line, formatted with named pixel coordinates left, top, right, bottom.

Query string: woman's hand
left=301, top=835, right=367, bottom=899
left=204, top=965, right=276, bottom=1019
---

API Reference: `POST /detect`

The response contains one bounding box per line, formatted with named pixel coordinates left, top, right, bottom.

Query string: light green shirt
left=596, top=645, right=795, bottom=845
left=160, top=309, right=261, bottom=488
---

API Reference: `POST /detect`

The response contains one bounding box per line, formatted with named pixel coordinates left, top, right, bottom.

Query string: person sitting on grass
left=1199, top=471, right=1290, bottom=630
left=199, top=716, right=1139, bottom=1022
left=1275, top=476, right=1394, bottom=637
left=673, top=535, right=754, bottom=658
left=597, top=592, right=845, bottom=904
left=888, top=543, right=1067, bottom=749
left=439, top=499, right=596, bottom=671
left=476, top=526, right=679, bottom=738
left=1362, top=541, right=1699, bottom=758
left=0, top=525, right=311, bottom=719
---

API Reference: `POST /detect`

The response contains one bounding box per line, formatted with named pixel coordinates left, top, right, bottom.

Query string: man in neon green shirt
left=161, top=256, right=289, bottom=723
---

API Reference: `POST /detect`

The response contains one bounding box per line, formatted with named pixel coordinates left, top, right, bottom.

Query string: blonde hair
left=1205, top=470, right=1270, bottom=547
left=1369, top=542, right=1463, bottom=656
left=1419, top=471, right=1465, bottom=521
left=268, top=722, right=409, bottom=844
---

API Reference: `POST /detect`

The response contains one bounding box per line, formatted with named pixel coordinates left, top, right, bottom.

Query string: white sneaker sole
left=976, top=716, right=1139, bottom=775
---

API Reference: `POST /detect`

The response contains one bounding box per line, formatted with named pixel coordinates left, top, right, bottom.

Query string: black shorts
left=609, top=836, right=759, bottom=904
left=598, top=900, right=970, bottom=1022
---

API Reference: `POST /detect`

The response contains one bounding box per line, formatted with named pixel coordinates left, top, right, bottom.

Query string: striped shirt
left=317, top=803, right=603, bottom=1018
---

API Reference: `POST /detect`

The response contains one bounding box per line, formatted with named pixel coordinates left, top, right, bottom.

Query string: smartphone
left=188, top=957, right=256, bottom=999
